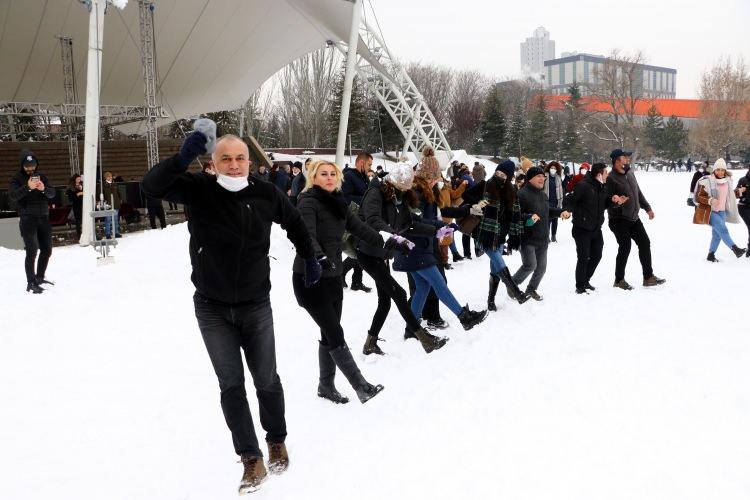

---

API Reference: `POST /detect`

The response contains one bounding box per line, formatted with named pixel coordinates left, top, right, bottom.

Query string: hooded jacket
left=562, top=174, right=608, bottom=231
left=606, top=167, right=651, bottom=222
left=143, top=154, right=315, bottom=305
left=8, top=150, right=55, bottom=217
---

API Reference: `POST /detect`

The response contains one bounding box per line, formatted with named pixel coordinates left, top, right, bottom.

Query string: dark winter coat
left=9, top=154, right=55, bottom=217
left=462, top=179, right=514, bottom=250
left=517, top=183, right=562, bottom=248
left=357, top=177, right=436, bottom=265
left=290, top=173, right=306, bottom=203
left=606, top=167, right=651, bottom=222
left=292, top=186, right=383, bottom=278
left=562, top=174, right=608, bottom=231
left=272, top=168, right=291, bottom=193
left=252, top=169, right=270, bottom=182
left=100, top=181, right=122, bottom=209
left=734, top=173, right=749, bottom=206
left=690, top=171, right=708, bottom=194
left=142, top=154, right=315, bottom=305
left=66, top=187, right=84, bottom=222
left=342, top=166, right=370, bottom=205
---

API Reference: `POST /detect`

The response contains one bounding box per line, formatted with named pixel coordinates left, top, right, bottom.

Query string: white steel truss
left=138, top=0, right=159, bottom=169
left=334, top=19, right=452, bottom=158
left=58, top=35, right=81, bottom=175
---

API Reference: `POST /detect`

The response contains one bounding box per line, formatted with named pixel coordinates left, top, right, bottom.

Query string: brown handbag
left=692, top=185, right=711, bottom=225
left=457, top=214, right=481, bottom=235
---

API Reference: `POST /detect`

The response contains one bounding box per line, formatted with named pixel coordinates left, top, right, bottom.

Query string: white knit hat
left=713, top=158, right=727, bottom=171
left=385, top=162, right=415, bottom=191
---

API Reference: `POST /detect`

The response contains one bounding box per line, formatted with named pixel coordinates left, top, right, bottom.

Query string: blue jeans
left=709, top=211, right=735, bottom=252
left=409, top=266, right=464, bottom=319
left=485, top=247, right=507, bottom=274
left=104, top=209, right=119, bottom=237
left=449, top=239, right=459, bottom=254
left=193, top=294, right=286, bottom=457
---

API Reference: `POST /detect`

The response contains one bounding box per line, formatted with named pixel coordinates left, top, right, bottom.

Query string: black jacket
left=342, top=167, right=370, bottom=205
left=66, top=187, right=84, bottom=220
left=517, top=183, right=562, bottom=248
left=562, top=174, right=608, bottom=231
left=357, top=177, right=435, bottom=262
left=142, top=154, right=315, bottom=304
left=9, top=164, right=55, bottom=217
left=736, top=174, right=749, bottom=206
left=271, top=169, right=291, bottom=193
left=606, top=167, right=651, bottom=221
left=293, top=186, right=383, bottom=278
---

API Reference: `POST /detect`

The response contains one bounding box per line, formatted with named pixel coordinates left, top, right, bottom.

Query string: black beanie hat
left=526, top=166, right=545, bottom=180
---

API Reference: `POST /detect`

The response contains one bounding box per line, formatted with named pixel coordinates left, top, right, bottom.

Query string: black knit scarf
left=307, top=186, right=349, bottom=220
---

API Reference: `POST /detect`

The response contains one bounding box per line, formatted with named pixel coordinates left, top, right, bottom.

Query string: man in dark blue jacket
left=9, top=150, right=55, bottom=293
left=143, top=131, right=320, bottom=494
left=340, top=152, right=373, bottom=292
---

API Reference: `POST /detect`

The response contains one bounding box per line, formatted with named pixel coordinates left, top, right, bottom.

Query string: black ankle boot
left=458, top=305, right=488, bottom=331
left=317, top=343, right=348, bottom=404
left=26, top=281, right=44, bottom=294
left=363, top=334, right=385, bottom=356
left=497, top=267, right=529, bottom=304
left=487, top=274, right=500, bottom=312
left=731, top=245, right=746, bottom=258
left=707, top=251, right=719, bottom=262
left=328, top=346, right=384, bottom=403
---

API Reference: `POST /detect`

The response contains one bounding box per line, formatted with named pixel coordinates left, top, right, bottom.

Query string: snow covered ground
left=1, top=172, right=749, bottom=500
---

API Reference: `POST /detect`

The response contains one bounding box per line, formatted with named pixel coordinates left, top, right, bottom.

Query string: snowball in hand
left=193, top=118, right=217, bottom=155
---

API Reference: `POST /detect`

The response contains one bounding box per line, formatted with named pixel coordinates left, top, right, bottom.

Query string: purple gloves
left=388, top=234, right=415, bottom=250
left=435, top=226, right=454, bottom=240
left=383, top=234, right=415, bottom=257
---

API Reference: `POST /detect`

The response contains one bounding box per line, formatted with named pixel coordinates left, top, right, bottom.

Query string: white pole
left=80, top=0, right=106, bottom=246
left=335, top=0, right=362, bottom=168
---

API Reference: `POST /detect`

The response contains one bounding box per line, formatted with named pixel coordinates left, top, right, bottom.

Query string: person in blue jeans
left=100, top=171, right=122, bottom=238
left=694, top=159, right=746, bottom=261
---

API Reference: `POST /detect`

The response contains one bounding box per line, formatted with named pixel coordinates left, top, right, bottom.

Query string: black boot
left=707, top=251, right=719, bottom=262
left=498, top=267, right=529, bottom=304
left=409, top=326, right=448, bottom=353
left=35, top=276, right=55, bottom=286
left=328, top=346, right=384, bottom=403
left=458, top=305, right=488, bottom=331
left=26, top=281, right=44, bottom=294
left=317, top=343, right=348, bottom=404
left=487, top=274, right=500, bottom=312
left=452, top=252, right=464, bottom=262
left=363, top=334, right=385, bottom=356
left=731, top=245, right=746, bottom=258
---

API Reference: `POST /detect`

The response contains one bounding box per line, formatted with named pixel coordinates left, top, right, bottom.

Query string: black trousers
left=193, top=294, right=286, bottom=457
left=608, top=218, right=653, bottom=281
left=357, top=252, right=421, bottom=338
left=549, top=216, right=559, bottom=238
left=292, top=275, right=346, bottom=349
left=572, top=226, right=604, bottom=288
left=341, top=257, right=363, bottom=285
left=148, top=204, right=167, bottom=229
left=739, top=205, right=750, bottom=247
left=462, top=234, right=472, bottom=257
left=19, top=215, right=52, bottom=283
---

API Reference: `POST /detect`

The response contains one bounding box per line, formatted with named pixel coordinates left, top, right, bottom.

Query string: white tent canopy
left=0, top=0, right=356, bottom=128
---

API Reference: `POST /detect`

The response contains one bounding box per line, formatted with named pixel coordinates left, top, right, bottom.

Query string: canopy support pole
left=335, top=0, right=362, bottom=167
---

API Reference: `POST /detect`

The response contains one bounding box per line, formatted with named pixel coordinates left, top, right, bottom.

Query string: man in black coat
left=606, top=149, right=665, bottom=290
left=9, top=150, right=55, bottom=293
left=340, top=152, right=373, bottom=292
left=512, top=167, right=563, bottom=301
left=142, top=131, right=320, bottom=494
left=562, top=163, right=609, bottom=294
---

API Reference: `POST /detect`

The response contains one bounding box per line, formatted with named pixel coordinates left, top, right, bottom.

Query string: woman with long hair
left=66, top=174, right=83, bottom=239
left=293, top=159, right=386, bottom=404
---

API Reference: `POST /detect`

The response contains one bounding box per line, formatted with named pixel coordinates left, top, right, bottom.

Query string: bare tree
left=405, top=62, right=454, bottom=131
left=242, top=81, right=277, bottom=141
left=448, top=70, right=489, bottom=150
left=583, top=50, right=647, bottom=155
left=691, top=57, right=750, bottom=158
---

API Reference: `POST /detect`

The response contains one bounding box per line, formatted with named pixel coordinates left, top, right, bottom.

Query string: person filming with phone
left=9, top=150, right=56, bottom=294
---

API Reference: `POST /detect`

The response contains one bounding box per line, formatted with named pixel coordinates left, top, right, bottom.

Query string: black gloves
left=175, top=131, right=207, bottom=171
left=303, top=257, right=323, bottom=288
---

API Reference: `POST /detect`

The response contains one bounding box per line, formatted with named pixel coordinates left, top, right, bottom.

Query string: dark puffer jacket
left=606, top=167, right=651, bottom=221
left=736, top=173, right=750, bottom=206
left=342, top=166, right=370, bottom=205
left=8, top=150, right=55, bottom=217
left=517, top=183, right=562, bottom=248
left=357, top=177, right=436, bottom=268
left=562, top=174, right=608, bottom=231
left=293, top=186, right=383, bottom=278
left=143, top=154, right=315, bottom=304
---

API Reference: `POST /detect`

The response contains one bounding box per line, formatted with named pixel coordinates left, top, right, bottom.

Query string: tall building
left=544, top=53, right=677, bottom=99
left=520, top=27, right=555, bottom=79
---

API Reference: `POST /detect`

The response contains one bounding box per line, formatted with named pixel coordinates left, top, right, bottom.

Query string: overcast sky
left=370, top=0, right=750, bottom=99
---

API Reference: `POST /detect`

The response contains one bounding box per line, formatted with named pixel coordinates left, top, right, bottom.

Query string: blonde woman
left=694, top=158, right=746, bottom=261
left=292, top=159, right=393, bottom=404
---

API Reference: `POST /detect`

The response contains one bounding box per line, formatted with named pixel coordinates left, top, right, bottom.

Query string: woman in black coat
left=293, top=159, right=386, bottom=404
left=66, top=174, right=83, bottom=239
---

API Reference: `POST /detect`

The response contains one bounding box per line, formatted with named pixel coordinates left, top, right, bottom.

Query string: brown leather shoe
left=267, top=441, right=289, bottom=474
left=239, top=455, right=267, bottom=494
left=642, top=275, right=666, bottom=287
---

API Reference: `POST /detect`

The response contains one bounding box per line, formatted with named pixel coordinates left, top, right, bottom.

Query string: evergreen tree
left=327, top=68, right=369, bottom=150
left=643, top=104, right=665, bottom=157
left=561, top=83, right=584, bottom=162
left=480, top=85, right=506, bottom=157
left=504, top=101, right=526, bottom=158
left=523, top=93, right=550, bottom=159
left=661, top=115, right=688, bottom=162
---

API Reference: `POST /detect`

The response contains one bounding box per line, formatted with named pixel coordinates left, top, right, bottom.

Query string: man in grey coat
left=606, top=148, right=666, bottom=290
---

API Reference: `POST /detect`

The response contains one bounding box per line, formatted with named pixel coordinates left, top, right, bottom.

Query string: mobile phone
left=31, top=176, right=40, bottom=182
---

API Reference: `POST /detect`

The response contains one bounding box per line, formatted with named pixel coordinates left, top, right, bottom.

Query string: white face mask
left=216, top=173, right=249, bottom=192
left=580, top=169, right=588, bottom=176
left=550, top=168, right=557, bottom=176
left=699, top=168, right=705, bottom=173
left=437, top=181, right=444, bottom=190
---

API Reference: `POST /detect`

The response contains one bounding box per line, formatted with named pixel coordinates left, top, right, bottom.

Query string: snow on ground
left=1, top=172, right=749, bottom=500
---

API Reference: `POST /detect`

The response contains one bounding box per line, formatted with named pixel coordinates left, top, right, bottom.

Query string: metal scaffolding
left=334, top=18, right=452, bottom=159
left=138, top=0, right=159, bottom=170
left=58, top=35, right=81, bottom=175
